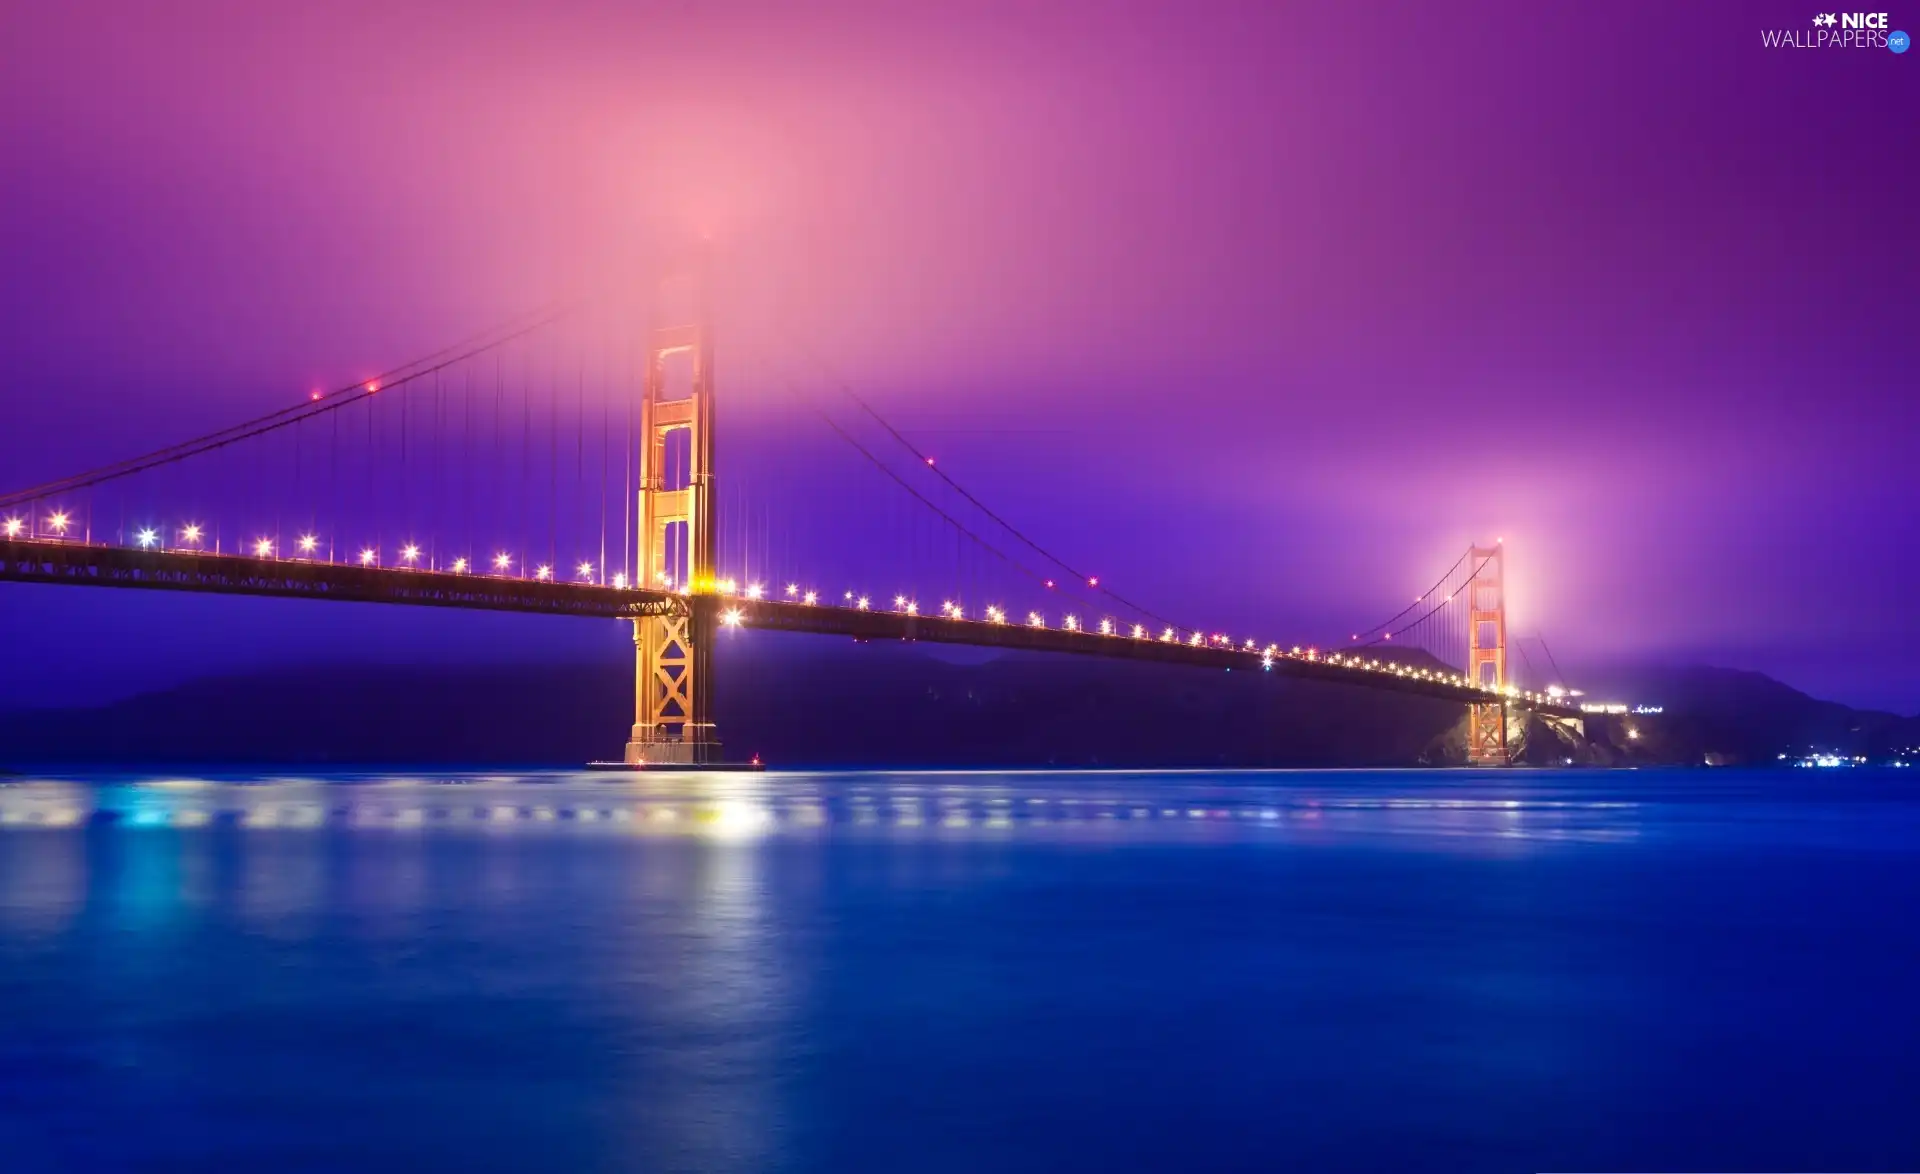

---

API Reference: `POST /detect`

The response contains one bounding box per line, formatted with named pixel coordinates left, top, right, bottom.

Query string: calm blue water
left=2, top=767, right=1917, bottom=1172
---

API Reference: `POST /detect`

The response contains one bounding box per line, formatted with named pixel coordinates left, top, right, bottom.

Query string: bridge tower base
left=1465, top=543, right=1512, bottom=767
left=622, top=312, right=724, bottom=768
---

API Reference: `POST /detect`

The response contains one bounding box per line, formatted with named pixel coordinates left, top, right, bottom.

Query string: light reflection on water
left=0, top=769, right=1658, bottom=845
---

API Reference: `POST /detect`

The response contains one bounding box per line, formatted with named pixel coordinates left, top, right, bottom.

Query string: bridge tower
left=1465, top=542, right=1511, bottom=766
left=624, top=312, right=722, bottom=766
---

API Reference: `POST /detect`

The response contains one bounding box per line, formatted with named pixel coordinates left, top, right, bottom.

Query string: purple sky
left=2, top=0, right=1915, bottom=712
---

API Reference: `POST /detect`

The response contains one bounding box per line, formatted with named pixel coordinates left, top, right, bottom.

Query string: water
left=2, top=768, right=1917, bottom=1173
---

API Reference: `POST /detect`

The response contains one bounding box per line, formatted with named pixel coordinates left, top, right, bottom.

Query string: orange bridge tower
left=1465, top=542, right=1511, bottom=766
left=624, top=312, right=722, bottom=766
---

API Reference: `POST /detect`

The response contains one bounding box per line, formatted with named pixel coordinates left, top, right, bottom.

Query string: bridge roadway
left=0, top=538, right=1578, bottom=717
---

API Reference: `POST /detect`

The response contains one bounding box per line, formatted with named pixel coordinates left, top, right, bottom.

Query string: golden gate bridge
left=0, top=285, right=1580, bottom=767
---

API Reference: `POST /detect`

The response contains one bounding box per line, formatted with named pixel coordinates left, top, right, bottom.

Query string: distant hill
left=1579, top=663, right=1920, bottom=766
left=0, top=641, right=1911, bottom=768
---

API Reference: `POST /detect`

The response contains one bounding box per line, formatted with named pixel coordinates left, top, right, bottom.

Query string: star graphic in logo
left=1813, top=12, right=1838, bottom=26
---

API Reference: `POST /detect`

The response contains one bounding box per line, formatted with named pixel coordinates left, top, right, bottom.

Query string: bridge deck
left=0, top=539, right=1576, bottom=716
left=0, top=538, right=683, bottom=620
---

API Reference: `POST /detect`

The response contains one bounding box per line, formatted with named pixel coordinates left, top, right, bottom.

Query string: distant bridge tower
left=625, top=309, right=722, bottom=766
left=1466, top=542, right=1511, bottom=766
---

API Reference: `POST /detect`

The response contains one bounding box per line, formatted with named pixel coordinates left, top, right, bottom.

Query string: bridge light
left=894, top=594, right=907, bottom=608
left=1028, top=611, right=1045, bottom=628
left=1099, top=618, right=1114, bottom=635
left=451, top=557, right=469, bottom=573
left=1063, top=615, right=1079, bottom=631
left=1161, top=627, right=1175, bottom=642
left=47, top=511, right=70, bottom=534
left=856, top=595, right=870, bottom=610
left=310, top=390, right=322, bottom=401
left=746, top=583, right=764, bottom=600
left=1131, top=624, right=1146, bottom=639
left=254, top=537, right=274, bottom=557
left=1189, top=633, right=1203, bottom=646
left=136, top=527, right=158, bottom=549
left=942, top=600, right=956, bottom=615
left=611, top=572, right=627, bottom=588
left=1043, top=579, right=1055, bottom=589
left=1088, top=577, right=1099, bottom=587
left=905, top=601, right=918, bottom=615
left=803, top=590, right=818, bottom=605
left=986, top=606, right=1006, bottom=624
left=297, top=534, right=318, bottom=554
left=785, top=584, right=798, bottom=597
left=492, top=553, right=512, bottom=572
left=359, top=548, right=377, bottom=566
left=535, top=564, right=552, bottom=581
left=365, top=380, right=380, bottom=393
left=577, top=560, right=595, bottom=580
left=2, top=517, right=21, bottom=538
left=400, top=543, right=420, bottom=564
left=925, top=456, right=935, bottom=466
left=721, top=607, right=744, bottom=628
